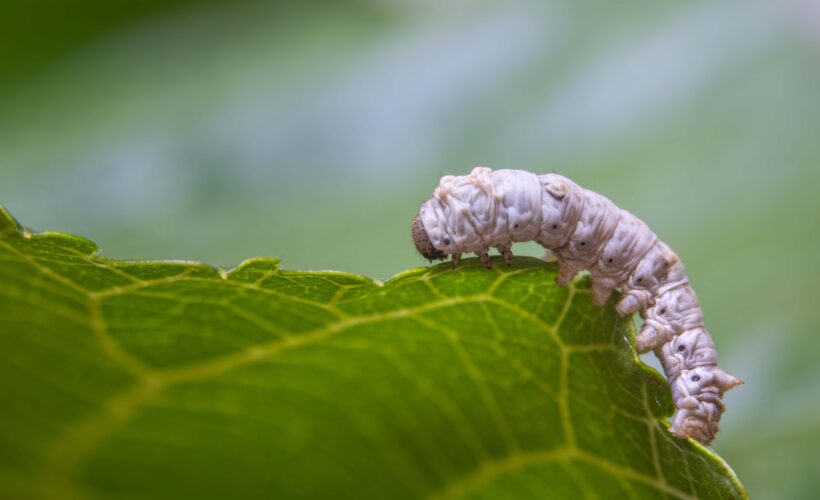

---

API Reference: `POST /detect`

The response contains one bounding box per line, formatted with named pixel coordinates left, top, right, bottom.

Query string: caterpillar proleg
left=412, top=166, right=741, bottom=445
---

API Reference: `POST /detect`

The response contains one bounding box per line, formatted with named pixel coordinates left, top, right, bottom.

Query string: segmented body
left=413, top=166, right=741, bottom=444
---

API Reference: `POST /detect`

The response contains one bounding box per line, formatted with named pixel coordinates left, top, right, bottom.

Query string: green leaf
left=0, top=205, right=745, bottom=500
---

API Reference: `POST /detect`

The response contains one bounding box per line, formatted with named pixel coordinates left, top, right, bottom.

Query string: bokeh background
left=1, top=0, right=818, bottom=498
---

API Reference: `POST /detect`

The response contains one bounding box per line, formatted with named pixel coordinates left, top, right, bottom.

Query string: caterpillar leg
left=496, top=245, right=514, bottom=266
left=591, top=282, right=613, bottom=307
left=555, top=261, right=582, bottom=287
left=635, top=324, right=661, bottom=352
left=615, top=293, right=643, bottom=316
left=451, top=253, right=462, bottom=269
left=543, top=248, right=558, bottom=263
left=476, top=250, right=492, bottom=269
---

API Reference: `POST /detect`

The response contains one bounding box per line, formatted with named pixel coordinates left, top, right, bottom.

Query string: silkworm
left=412, top=166, right=741, bottom=445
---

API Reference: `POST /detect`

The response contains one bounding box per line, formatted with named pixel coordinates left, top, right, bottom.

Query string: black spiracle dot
left=660, top=308, right=667, bottom=314
left=514, top=224, right=519, bottom=229
left=607, top=258, right=613, bottom=263
left=443, top=238, right=450, bottom=245
left=580, top=241, right=586, bottom=247
left=692, top=375, right=701, bottom=382
left=552, top=224, right=558, bottom=229
left=677, top=345, right=685, bottom=352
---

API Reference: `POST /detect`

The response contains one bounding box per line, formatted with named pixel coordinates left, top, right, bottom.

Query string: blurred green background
left=1, top=0, right=818, bottom=498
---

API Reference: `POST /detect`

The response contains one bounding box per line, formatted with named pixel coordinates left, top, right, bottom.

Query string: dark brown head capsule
left=412, top=213, right=446, bottom=261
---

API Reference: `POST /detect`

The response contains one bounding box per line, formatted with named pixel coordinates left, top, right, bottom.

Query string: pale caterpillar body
left=412, top=166, right=741, bottom=445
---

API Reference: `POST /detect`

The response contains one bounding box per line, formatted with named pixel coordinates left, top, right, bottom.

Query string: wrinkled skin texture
left=413, top=166, right=741, bottom=445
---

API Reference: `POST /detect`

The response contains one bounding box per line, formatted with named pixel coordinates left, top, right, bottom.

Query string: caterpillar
left=412, top=166, right=741, bottom=445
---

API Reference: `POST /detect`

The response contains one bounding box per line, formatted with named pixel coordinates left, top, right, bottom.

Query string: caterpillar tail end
left=667, top=370, right=742, bottom=445
left=669, top=412, right=717, bottom=445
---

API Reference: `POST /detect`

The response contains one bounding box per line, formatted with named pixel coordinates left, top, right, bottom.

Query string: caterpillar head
left=412, top=213, right=446, bottom=261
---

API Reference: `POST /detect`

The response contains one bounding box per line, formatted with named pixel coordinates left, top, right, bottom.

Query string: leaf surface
left=0, top=206, right=745, bottom=500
